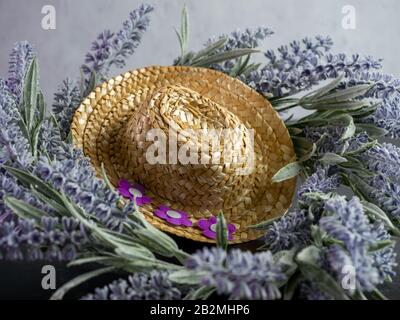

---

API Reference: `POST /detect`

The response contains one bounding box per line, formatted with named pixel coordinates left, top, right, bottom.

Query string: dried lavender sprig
left=0, top=78, right=17, bottom=113
left=206, top=27, right=274, bottom=52
left=0, top=80, right=33, bottom=168
left=361, top=142, right=400, bottom=178
left=0, top=112, right=33, bottom=169
left=0, top=173, right=54, bottom=217
left=6, top=41, right=34, bottom=102
left=0, top=154, right=89, bottom=262
left=322, top=196, right=373, bottom=243
left=52, top=79, right=82, bottom=140
left=342, top=72, right=400, bottom=99
left=186, top=247, right=286, bottom=300
left=0, top=216, right=88, bottom=261
left=298, top=167, right=340, bottom=198
left=265, top=167, right=339, bottom=252
left=202, top=27, right=273, bottom=74
left=264, top=36, right=333, bottom=72
left=371, top=222, right=397, bottom=280
left=303, top=126, right=368, bottom=155
left=34, top=155, right=131, bottom=231
left=81, top=271, right=181, bottom=300
left=320, top=196, right=396, bottom=291
left=264, top=209, right=311, bottom=253
left=245, top=50, right=382, bottom=98
left=363, top=97, right=400, bottom=138
left=82, top=4, right=153, bottom=79
left=366, top=174, right=400, bottom=222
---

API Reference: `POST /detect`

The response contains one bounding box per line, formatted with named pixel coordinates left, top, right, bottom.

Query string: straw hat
left=71, top=66, right=296, bottom=243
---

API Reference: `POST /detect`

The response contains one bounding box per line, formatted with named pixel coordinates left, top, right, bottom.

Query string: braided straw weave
left=71, top=66, right=296, bottom=243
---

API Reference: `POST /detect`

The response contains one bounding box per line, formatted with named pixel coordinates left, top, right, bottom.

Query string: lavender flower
left=265, top=168, right=339, bottom=252
left=362, top=143, right=400, bottom=178
left=204, top=27, right=273, bottom=74
left=207, top=27, right=273, bottom=51
left=34, top=155, right=130, bottom=231
left=303, top=126, right=368, bottom=155
left=371, top=223, right=397, bottom=281
left=81, top=271, right=181, bottom=300
left=303, top=126, right=345, bottom=154
left=0, top=216, right=88, bottom=261
left=245, top=41, right=382, bottom=97
left=298, top=167, right=340, bottom=198
left=0, top=173, right=54, bottom=217
left=322, top=196, right=372, bottom=242
left=320, top=196, right=393, bottom=291
left=82, top=4, right=153, bottom=78
left=186, top=247, right=286, bottom=300
left=0, top=81, right=33, bottom=168
left=6, top=41, right=34, bottom=102
left=52, top=79, right=82, bottom=140
left=365, top=97, right=400, bottom=138
left=0, top=117, right=33, bottom=168
left=366, top=174, right=400, bottom=221
left=0, top=78, right=16, bottom=113
left=343, top=72, right=400, bottom=99
left=264, top=209, right=311, bottom=252
left=346, top=132, right=370, bottom=152
left=264, top=36, right=334, bottom=71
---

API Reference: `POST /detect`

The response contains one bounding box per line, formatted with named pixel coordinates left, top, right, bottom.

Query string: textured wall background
left=0, top=0, right=399, bottom=101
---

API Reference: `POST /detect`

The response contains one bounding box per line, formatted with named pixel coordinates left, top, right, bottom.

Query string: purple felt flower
left=118, top=179, right=152, bottom=206
left=198, top=216, right=236, bottom=240
left=154, top=206, right=193, bottom=227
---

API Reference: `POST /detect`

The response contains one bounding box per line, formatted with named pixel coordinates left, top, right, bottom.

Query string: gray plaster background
left=0, top=0, right=400, bottom=102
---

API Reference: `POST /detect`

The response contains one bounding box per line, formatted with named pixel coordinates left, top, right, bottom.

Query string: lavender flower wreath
left=0, top=4, right=399, bottom=300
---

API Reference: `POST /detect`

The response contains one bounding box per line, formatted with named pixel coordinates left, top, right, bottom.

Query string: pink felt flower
left=118, top=179, right=152, bottom=206
left=154, top=205, right=193, bottom=227
left=197, top=216, right=236, bottom=240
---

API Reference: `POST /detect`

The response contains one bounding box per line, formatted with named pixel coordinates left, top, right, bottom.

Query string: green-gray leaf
left=190, top=48, right=259, bottom=67
left=2, top=165, right=64, bottom=204
left=180, top=5, right=189, bottom=53
left=36, top=90, right=46, bottom=123
left=334, top=114, right=356, bottom=141
left=190, top=37, right=228, bottom=63
left=304, top=75, right=344, bottom=101
left=272, top=162, right=302, bottom=183
left=320, top=153, right=347, bottom=165
left=216, top=211, right=228, bottom=250
left=22, top=57, right=38, bottom=130
left=4, top=196, right=48, bottom=224
left=169, top=269, right=206, bottom=285
left=355, top=123, right=388, bottom=138
left=313, top=84, right=371, bottom=103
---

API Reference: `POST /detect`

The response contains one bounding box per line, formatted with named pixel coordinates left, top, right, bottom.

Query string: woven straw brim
left=71, top=66, right=296, bottom=243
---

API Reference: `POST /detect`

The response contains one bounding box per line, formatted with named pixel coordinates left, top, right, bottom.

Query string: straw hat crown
left=118, top=84, right=256, bottom=212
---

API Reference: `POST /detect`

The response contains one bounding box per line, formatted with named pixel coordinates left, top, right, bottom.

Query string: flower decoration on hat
left=198, top=216, right=236, bottom=240
left=154, top=205, right=193, bottom=227
left=117, top=179, right=152, bottom=206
